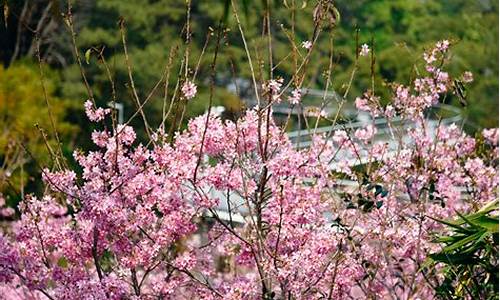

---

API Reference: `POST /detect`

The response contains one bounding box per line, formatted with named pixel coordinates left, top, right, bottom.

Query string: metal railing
left=287, top=103, right=462, bottom=150
left=209, top=103, right=463, bottom=223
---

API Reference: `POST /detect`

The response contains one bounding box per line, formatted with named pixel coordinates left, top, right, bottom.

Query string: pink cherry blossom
left=84, top=100, right=111, bottom=122
left=182, top=80, right=197, bottom=99
left=483, top=128, right=499, bottom=145
left=359, top=43, right=370, bottom=56
left=287, top=88, right=302, bottom=105
left=355, top=124, right=377, bottom=141
left=301, top=40, right=312, bottom=50
left=462, top=71, right=474, bottom=83
left=262, top=78, right=284, bottom=102
left=0, top=39, right=496, bottom=300
left=436, top=39, right=450, bottom=51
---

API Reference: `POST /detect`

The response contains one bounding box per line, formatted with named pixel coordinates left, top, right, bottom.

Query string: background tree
left=0, top=62, right=77, bottom=208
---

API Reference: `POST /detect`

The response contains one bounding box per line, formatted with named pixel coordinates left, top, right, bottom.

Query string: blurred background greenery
left=0, top=0, right=498, bottom=205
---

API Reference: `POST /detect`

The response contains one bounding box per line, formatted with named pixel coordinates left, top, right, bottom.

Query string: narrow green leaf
left=443, top=230, right=485, bottom=253
left=429, top=252, right=479, bottom=265
left=57, top=256, right=68, bottom=268
left=85, top=49, right=91, bottom=65
left=471, top=216, right=498, bottom=233
left=427, top=215, right=473, bottom=233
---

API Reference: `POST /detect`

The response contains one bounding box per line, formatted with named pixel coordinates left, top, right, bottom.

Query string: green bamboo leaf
left=455, top=210, right=482, bottom=229
left=427, top=215, right=473, bottom=233
left=443, top=230, right=486, bottom=253
left=429, top=252, right=479, bottom=265
left=57, top=256, right=68, bottom=268
left=436, top=235, right=463, bottom=244
left=85, top=49, right=91, bottom=65
left=451, top=200, right=499, bottom=226
left=462, top=231, right=490, bottom=253
left=471, top=216, right=498, bottom=233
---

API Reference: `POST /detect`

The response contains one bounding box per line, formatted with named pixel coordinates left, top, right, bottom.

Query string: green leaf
left=442, top=230, right=486, bottom=253
left=470, top=216, right=498, bottom=233
left=57, top=256, right=68, bottom=268
left=429, top=252, right=479, bottom=265
left=460, top=231, right=490, bottom=254
left=85, top=49, right=91, bottom=65
left=476, top=200, right=499, bottom=215
left=428, top=215, right=473, bottom=233
left=450, top=200, right=499, bottom=227
left=436, top=235, right=464, bottom=244
left=455, top=210, right=482, bottom=229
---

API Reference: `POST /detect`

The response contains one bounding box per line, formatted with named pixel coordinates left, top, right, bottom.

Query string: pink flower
left=315, top=109, right=328, bottom=118
left=332, top=130, right=349, bottom=144
left=483, top=128, right=499, bottom=145
left=436, top=70, right=449, bottom=82
left=0, top=39, right=496, bottom=300
left=288, top=88, right=302, bottom=105
left=0, top=207, right=14, bottom=217
left=301, top=40, right=312, bottom=50
left=262, top=78, right=284, bottom=102
left=355, top=96, right=370, bottom=111
left=182, top=80, right=197, bottom=99
left=355, top=92, right=382, bottom=117
left=423, top=52, right=436, bottom=64
left=359, top=43, right=370, bottom=56
left=115, top=124, right=136, bottom=145
left=436, top=39, right=450, bottom=52
left=173, top=251, right=196, bottom=270
left=84, top=100, right=111, bottom=122
left=355, top=124, right=377, bottom=141
left=385, top=105, right=395, bottom=118
left=91, top=130, right=109, bottom=147
left=462, top=71, right=474, bottom=83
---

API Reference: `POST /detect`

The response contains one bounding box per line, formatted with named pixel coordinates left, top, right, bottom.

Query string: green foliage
left=1, top=0, right=497, bottom=133
left=427, top=200, right=499, bottom=299
left=60, top=0, right=250, bottom=140
left=0, top=62, right=77, bottom=204
left=64, top=0, right=497, bottom=134
left=336, top=0, right=498, bottom=129
left=342, top=173, right=389, bottom=212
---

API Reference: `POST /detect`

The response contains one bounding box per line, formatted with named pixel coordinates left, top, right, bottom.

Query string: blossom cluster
left=0, top=195, right=14, bottom=218
left=359, top=43, right=370, bottom=56
left=182, top=80, right=197, bottom=100
left=391, top=40, right=455, bottom=120
left=262, top=78, right=284, bottom=103
left=0, top=41, right=497, bottom=300
left=84, top=100, right=111, bottom=122
left=287, top=88, right=302, bottom=105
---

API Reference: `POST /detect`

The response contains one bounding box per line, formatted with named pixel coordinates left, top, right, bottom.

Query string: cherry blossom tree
left=0, top=0, right=498, bottom=298
left=0, top=39, right=497, bottom=299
